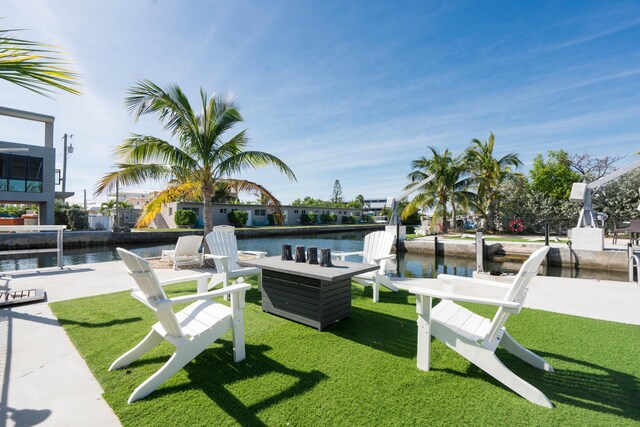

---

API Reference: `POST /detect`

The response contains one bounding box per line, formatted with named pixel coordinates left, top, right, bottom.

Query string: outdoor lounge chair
left=111, top=248, right=250, bottom=403
left=333, top=230, right=399, bottom=302
left=409, top=246, right=554, bottom=407
left=161, top=235, right=204, bottom=270
left=205, top=230, right=266, bottom=294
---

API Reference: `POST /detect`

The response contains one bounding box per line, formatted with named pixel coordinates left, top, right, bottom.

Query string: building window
left=0, top=154, right=43, bottom=193
left=169, top=207, right=173, bottom=216
left=254, top=209, right=266, bottom=216
left=301, top=210, right=306, bottom=214
left=220, top=208, right=227, bottom=213
left=293, top=210, right=299, bottom=214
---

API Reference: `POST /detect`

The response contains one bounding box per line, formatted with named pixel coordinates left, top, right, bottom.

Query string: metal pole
left=115, top=177, right=119, bottom=229
left=83, top=189, right=87, bottom=211
left=62, top=133, right=68, bottom=192
left=396, top=222, right=400, bottom=253
left=476, top=229, right=484, bottom=273
left=434, top=236, right=438, bottom=257
left=544, top=222, right=550, bottom=265
left=57, top=228, right=64, bottom=269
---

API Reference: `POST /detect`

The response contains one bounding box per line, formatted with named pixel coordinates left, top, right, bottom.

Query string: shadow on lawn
left=328, top=305, right=417, bottom=359
left=436, top=348, right=639, bottom=420
left=155, top=343, right=329, bottom=426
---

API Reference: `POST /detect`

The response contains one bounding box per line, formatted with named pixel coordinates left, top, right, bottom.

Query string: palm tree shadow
left=153, top=343, right=328, bottom=426
left=434, top=349, right=640, bottom=420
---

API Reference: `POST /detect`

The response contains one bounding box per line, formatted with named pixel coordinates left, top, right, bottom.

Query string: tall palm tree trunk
left=451, top=202, right=457, bottom=232
left=202, top=187, right=214, bottom=234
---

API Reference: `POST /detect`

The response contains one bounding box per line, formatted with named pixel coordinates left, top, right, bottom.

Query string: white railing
left=0, top=225, right=66, bottom=273
left=629, top=254, right=640, bottom=285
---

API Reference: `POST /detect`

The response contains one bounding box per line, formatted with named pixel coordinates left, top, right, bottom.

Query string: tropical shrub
left=320, top=213, right=337, bottom=224
left=174, top=209, right=197, bottom=226
left=300, top=213, right=318, bottom=225
left=342, top=215, right=358, bottom=224
left=228, top=210, right=248, bottom=226
left=267, top=213, right=284, bottom=226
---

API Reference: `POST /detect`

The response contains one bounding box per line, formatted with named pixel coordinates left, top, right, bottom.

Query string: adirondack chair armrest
left=205, top=254, right=231, bottom=272
left=409, top=286, right=521, bottom=312
left=332, top=251, right=364, bottom=260
left=239, top=250, right=267, bottom=259
left=372, top=254, right=396, bottom=262
left=438, top=274, right=512, bottom=289
left=158, top=273, right=215, bottom=287
left=157, top=283, right=252, bottom=308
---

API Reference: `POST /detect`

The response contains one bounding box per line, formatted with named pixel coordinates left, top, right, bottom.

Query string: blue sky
left=2, top=0, right=639, bottom=205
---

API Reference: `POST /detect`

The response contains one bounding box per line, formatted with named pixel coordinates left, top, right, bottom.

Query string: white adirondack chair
left=213, top=225, right=235, bottom=233
left=205, top=230, right=266, bottom=295
left=111, top=248, right=251, bottom=403
left=161, top=235, right=204, bottom=270
left=409, top=246, right=554, bottom=407
left=333, top=231, right=399, bottom=302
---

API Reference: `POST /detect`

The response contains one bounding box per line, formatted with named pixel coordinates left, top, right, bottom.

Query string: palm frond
left=94, top=164, right=172, bottom=196
left=0, top=27, right=81, bottom=97
left=136, top=182, right=201, bottom=228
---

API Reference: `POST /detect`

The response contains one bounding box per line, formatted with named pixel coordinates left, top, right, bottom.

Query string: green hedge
left=300, top=213, right=318, bottom=225
left=228, top=210, right=248, bottom=226
left=174, top=209, right=197, bottom=226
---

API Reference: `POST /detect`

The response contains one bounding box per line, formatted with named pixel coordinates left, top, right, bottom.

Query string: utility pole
left=62, top=133, right=73, bottom=192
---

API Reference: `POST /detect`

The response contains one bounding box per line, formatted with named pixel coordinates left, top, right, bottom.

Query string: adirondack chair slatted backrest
left=206, top=231, right=240, bottom=271
left=117, top=248, right=184, bottom=338
left=174, top=235, right=204, bottom=260
left=362, top=231, right=395, bottom=274
left=485, top=246, right=550, bottom=343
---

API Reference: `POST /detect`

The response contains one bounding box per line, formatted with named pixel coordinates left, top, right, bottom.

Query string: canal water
left=0, top=231, right=626, bottom=281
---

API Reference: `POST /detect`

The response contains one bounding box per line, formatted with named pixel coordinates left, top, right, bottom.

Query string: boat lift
left=569, top=157, right=640, bottom=250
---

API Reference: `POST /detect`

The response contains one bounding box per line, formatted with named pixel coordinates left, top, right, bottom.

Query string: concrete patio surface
left=1, top=261, right=639, bottom=426
left=1, top=262, right=223, bottom=427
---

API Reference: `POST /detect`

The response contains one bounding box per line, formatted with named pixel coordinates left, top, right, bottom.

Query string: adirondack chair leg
left=372, top=278, right=380, bottom=303
left=109, top=329, right=164, bottom=371
left=231, top=291, right=246, bottom=362
left=499, top=331, right=554, bottom=372
left=128, top=346, right=202, bottom=403
left=454, top=340, right=554, bottom=408
left=377, top=273, right=399, bottom=292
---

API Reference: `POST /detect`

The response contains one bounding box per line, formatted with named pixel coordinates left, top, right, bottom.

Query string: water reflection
left=0, top=231, right=627, bottom=281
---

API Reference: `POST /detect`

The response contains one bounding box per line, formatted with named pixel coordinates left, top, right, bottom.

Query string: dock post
left=434, top=236, right=438, bottom=257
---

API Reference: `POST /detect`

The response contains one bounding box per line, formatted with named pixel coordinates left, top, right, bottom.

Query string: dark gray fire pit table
left=241, top=256, right=378, bottom=331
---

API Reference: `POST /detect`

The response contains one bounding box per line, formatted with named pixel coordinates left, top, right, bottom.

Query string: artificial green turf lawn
left=50, top=282, right=640, bottom=426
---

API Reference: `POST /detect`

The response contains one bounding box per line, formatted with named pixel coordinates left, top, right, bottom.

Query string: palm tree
left=99, top=200, right=132, bottom=215
left=354, top=194, right=365, bottom=209
left=401, top=147, right=470, bottom=233
left=464, top=133, right=521, bottom=232
left=0, top=26, right=80, bottom=96
left=95, top=80, right=296, bottom=233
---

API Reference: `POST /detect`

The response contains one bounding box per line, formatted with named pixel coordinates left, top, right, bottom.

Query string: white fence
left=88, top=215, right=112, bottom=230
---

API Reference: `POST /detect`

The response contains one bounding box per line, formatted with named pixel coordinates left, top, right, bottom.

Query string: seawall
left=0, top=224, right=385, bottom=250
left=403, top=238, right=630, bottom=273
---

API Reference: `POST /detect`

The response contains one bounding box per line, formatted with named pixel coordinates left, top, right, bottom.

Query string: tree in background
left=0, top=25, right=80, bottom=96
left=331, top=180, right=343, bottom=204
left=401, top=147, right=469, bottom=233
left=570, top=152, right=624, bottom=181
left=99, top=200, right=133, bottom=215
left=593, top=169, right=640, bottom=231
left=464, top=133, right=521, bottom=232
left=530, top=150, right=580, bottom=200
left=355, top=194, right=365, bottom=209
left=95, top=80, right=296, bottom=234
